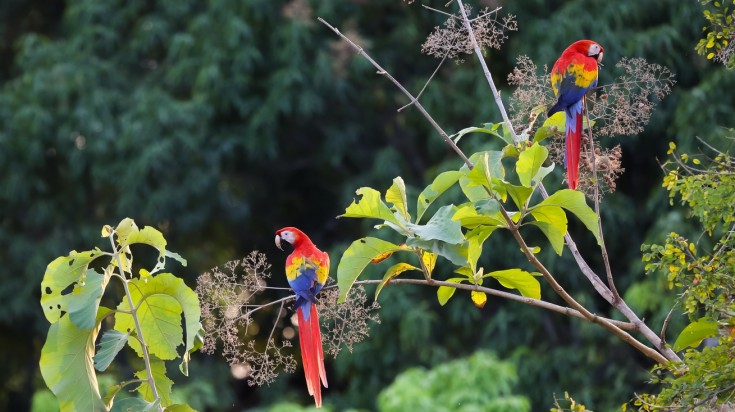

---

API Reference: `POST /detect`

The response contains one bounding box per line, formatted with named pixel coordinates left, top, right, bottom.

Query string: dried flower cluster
left=588, top=57, right=675, bottom=137
left=508, top=55, right=674, bottom=196
left=196, top=252, right=380, bottom=386
left=421, top=5, right=517, bottom=62
left=317, top=284, right=381, bottom=357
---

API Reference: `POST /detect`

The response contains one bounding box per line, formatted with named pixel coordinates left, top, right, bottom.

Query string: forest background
left=1, top=0, right=733, bottom=410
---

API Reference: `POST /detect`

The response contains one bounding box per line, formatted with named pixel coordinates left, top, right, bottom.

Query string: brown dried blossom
left=196, top=252, right=380, bottom=386
left=421, top=5, right=517, bottom=61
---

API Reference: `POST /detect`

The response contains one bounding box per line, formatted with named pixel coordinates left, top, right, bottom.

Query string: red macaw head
left=275, top=226, right=307, bottom=250
left=569, top=39, right=604, bottom=66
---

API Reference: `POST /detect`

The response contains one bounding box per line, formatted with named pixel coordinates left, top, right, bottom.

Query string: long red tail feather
left=565, top=107, right=583, bottom=190
left=297, top=306, right=328, bottom=407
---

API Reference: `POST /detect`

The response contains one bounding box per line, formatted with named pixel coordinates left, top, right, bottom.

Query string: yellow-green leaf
left=517, top=142, right=549, bottom=187
left=673, top=319, right=718, bottom=351
left=471, top=290, right=487, bottom=308
left=486, top=269, right=541, bottom=299
left=340, top=187, right=403, bottom=229
left=375, top=263, right=420, bottom=300
left=386, top=176, right=410, bottom=221
left=337, top=237, right=410, bottom=303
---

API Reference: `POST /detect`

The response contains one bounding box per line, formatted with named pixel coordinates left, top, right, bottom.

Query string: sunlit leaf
left=437, top=278, right=464, bottom=306
left=486, top=269, right=541, bottom=299
left=40, top=308, right=111, bottom=412
left=337, top=238, right=410, bottom=303
left=531, top=189, right=601, bottom=245
left=136, top=360, right=174, bottom=406
left=528, top=205, right=568, bottom=255
left=408, top=205, right=465, bottom=245
left=421, top=251, right=437, bottom=278
left=517, top=142, right=549, bottom=187
left=386, top=176, right=411, bottom=221
left=375, top=263, right=420, bottom=299
left=459, top=151, right=506, bottom=202
left=471, top=290, right=487, bottom=308
left=114, top=273, right=202, bottom=375
left=673, top=319, right=719, bottom=351
left=340, top=187, right=403, bottom=229
left=452, top=202, right=505, bottom=229
left=40, top=250, right=108, bottom=328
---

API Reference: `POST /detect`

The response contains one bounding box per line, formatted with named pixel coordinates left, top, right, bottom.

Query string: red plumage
left=549, top=40, right=604, bottom=189
left=275, top=227, right=329, bottom=407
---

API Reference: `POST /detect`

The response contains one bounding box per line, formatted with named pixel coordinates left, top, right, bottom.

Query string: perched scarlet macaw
left=548, top=40, right=604, bottom=190
left=275, top=227, right=329, bottom=408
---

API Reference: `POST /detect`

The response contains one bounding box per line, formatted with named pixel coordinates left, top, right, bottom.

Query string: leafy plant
left=695, top=0, right=735, bottom=68
left=39, top=218, right=203, bottom=411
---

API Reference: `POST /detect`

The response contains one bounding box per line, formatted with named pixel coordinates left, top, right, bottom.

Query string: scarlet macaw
left=548, top=40, right=604, bottom=190
left=275, top=227, right=329, bottom=408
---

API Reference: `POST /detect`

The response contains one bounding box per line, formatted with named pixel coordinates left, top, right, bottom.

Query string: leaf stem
left=108, top=233, right=162, bottom=410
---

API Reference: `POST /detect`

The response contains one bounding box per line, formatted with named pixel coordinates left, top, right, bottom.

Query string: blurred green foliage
left=377, top=350, right=530, bottom=412
left=1, top=0, right=733, bottom=410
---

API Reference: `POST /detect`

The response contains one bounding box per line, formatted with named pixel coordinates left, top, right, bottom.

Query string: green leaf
left=115, top=218, right=172, bottom=275
left=114, top=273, right=202, bottom=375
left=531, top=189, right=601, bottom=245
left=340, top=187, right=403, bottom=229
left=534, top=112, right=565, bottom=143
left=517, top=142, right=549, bottom=187
left=165, top=250, right=188, bottom=267
left=110, top=397, right=159, bottom=412
left=459, top=151, right=506, bottom=202
left=504, top=183, right=535, bottom=211
left=375, top=263, right=420, bottom=300
left=94, top=329, right=130, bottom=372
left=673, top=319, right=719, bottom=351
left=386, top=176, right=411, bottom=221
left=451, top=123, right=511, bottom=145
left=337, top=238, right=409, bottom=303
left=452, top=202, right=505, bottom=229
left=437, top=278, right=464, bottom=306
left=486, top=269, right=541, bottom=299
left=40, top=250, right=107, bottom=327
left=136, top=360, right=174, bottom=406
left=40, top=308, right=111, bottom=412
left=408, top=205, right=465, bottom=245
left=416, top=171, right=461, bottom=222
left=528, top=205, right=568, bottom=255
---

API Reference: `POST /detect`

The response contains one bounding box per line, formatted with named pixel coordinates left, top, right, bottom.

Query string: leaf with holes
left=40, top=250, right=108, bottom=328
left=340, top=187, right=404, bottom=229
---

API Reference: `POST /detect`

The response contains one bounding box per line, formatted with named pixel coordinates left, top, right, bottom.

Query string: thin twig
left=584, top=97, right=621, bottom=302
left=398, top=51, right=449, bottom=112
left=317, top=17, right=473, bottom=168
left=455, top=0, right=520, bottom=143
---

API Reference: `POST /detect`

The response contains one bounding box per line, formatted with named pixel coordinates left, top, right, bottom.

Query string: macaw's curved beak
left=275, top=234, right=283, bottom=251
left=596, top=51, right=604, bottom=67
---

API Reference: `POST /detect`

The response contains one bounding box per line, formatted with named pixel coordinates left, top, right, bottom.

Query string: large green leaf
left=459, top=151, right=506, bottom=202
left=516, top=143, right=548, bottom=187
left=486, top=269, right=541, bottom=299
left=504, top=183, right=535, bottom=211
left=40, top=250, right=107, bottom=327
left=337, top=237, right=410, bottom=303
left=528, top=205, right=568, bottom=255
left=673, top=319, right=719, bottom=351
left=408, top=205, right=465, bottom=245
left=416, top=171, right=461, bottom=222
left=114, top=273, right=202, bottom=374
left=136, top=360, right=174, bottom=406
left=340, top=187, right=403, bottom=229
left=386, top=176, right=410, bottom=221
left=531, top=189, right=601, bottom=245
left=40, top=308, right=111, bottom=412
left=94, top=329, right=130, bottom=372
left=452, top=202, right=505, bottom=229
left=533, top=112, right=565, bottom=143
left=405, top=237, right=468, bottom=267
